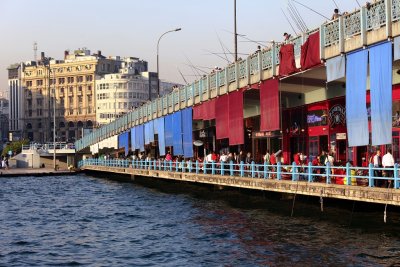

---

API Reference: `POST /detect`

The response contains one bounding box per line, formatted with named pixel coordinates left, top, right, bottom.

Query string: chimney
left=40, top=52, right=45, bottom=60
left=64, top=50, right=69, bottom=59
left=97, top=50, right=101, bottom=57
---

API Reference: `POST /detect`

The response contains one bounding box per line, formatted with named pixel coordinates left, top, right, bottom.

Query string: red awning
left=229, top=90, right=244, bottom=145
left=216, top=94, right=229, bottom=139
left=203, top=98, right=216, bottom=120
left=260, top=79, right=280, bottom=131
left=300, top=31, right=321, bottom=70
left=279, top=44, right=297, bottom=76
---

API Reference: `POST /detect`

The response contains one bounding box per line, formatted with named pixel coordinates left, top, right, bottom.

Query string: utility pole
left=234, top=0, right=238, bottom=62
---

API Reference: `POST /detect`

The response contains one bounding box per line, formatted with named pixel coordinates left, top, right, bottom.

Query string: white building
left=95, top=57, right=178, bottom=125
left=7, top=63, right=25, bottom=141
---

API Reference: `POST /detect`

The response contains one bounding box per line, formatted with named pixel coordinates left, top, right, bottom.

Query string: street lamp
left=41, top=53, right=57, bottom=171
left=156, top=28, right=182, bottom=97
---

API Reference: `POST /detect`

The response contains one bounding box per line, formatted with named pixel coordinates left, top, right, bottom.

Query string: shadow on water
left=86, top=171, right=400, bottom=233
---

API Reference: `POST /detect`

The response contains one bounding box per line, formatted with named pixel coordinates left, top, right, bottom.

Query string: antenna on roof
left=33, top=41, right=38, bottom=61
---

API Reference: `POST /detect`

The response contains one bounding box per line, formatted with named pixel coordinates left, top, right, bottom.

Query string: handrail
left=78, top=159, right=400, bottom=189
left=75, top=0, right=395, bottom=152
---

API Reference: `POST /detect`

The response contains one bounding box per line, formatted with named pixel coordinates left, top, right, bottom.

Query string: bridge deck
left=82, top=165, right=400, bottom=206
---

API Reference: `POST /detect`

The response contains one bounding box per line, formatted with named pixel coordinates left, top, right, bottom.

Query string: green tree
left=1, top=139, right=29, bottom=157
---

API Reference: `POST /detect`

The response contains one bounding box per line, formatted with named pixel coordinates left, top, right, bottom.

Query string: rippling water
left=1, top=174, right=400, bottom=266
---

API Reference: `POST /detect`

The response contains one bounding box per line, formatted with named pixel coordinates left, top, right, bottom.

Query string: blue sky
left=0, top=0, right=360, bottom=94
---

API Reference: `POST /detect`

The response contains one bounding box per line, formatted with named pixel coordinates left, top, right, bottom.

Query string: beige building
left=22, top=49, right=120, bottom=143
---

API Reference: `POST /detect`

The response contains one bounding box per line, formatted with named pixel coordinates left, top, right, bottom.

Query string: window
left=60, top=97, right=64, bottom=106
left=37, top=109, right=42, bottom=116
left=107, top=64, right=111, bottom=71
left=26, top=81, right=33, bottom=87
left=68, top=96, right=73, bottom=105
left=86, top=75, right=93, bottom=82
left=36, top=80, right=43, bottom=86
left=69, top=87, right=73, bottom=93
left=36, top=99, right=43, bottom=106
left=88, top=85, right=92, bottom=91
left=87, top=95, right=92, bottom=103
left=58, top=78, right=65, bottom=84
left=77, top=76, right=83, bottom=83
left=78, top=96, right=83, bottom=103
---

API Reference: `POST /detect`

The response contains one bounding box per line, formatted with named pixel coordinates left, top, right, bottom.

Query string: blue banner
left=157, top=117, right=166, bottom=156
left=182, top=108, right=193, bottom=158
left=148, top=120, right=154, bottom=143
left=144, top=122, right=150, bottom=145
left=138, top=124, right=145, bottom=152
left=165, top=114, right=173, bottom=147
left=118, top=132, right=129, bottom=156
left=370, top=42, right=392, bottom=145
left=346, top=50, right=369, bottom=147
left=135, top=126, right=140, bottom=152
left=130, top=127, right=136, bottom=151
left=172, top=111, right=183, bottom=155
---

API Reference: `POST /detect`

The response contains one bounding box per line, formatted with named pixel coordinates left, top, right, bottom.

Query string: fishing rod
left=288, top=0, right=308, bottom=32
left=177, top=67, right=189, bottom=85
left=292, top=0, right=330, bottom=20
left=222, top=29, right=266, bottom=47
left=355, top=0, right=361, bottom=8
left=287, top=4, right=305, bottom=33
left=216, top=32, right=230, bottom=62
left=182, top=54, right=201, bottom=79
left=202, top=49, right=233, bottom=63
left=281, top=8, right=299, bottom=36
left=184, top=54, right=203, bottom=77
left=332, top=0, right=339, bottom=9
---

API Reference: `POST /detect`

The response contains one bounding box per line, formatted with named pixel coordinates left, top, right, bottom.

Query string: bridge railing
left=75, top=0, right=398, bottom=152
left=78, top=159, right=400, bottom=189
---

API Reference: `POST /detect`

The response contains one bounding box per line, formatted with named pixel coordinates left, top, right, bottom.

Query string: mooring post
left=368, top=163, right=374, bottom=187
left=326, top=162, right=331, bottom=184
left=277, top=162, right=281, bottom=180
left=308, top=162, right=312, bottom=182
left=264, top=161, right=267, bottom=179
left=292, top=162, right=296, bottom=181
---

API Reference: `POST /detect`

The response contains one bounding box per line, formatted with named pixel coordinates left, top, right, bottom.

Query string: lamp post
left=156, top=28, right=182, bottom=97
left=41, top=53, right=57, bottom=170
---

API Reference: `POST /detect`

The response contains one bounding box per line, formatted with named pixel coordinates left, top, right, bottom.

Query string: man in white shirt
left=382, top=149, right=395, bottom=183
left=373, top=149, right=382, bottom=187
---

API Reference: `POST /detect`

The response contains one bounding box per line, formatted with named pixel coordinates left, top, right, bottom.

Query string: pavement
left=0, top=167, right=76, bottom=177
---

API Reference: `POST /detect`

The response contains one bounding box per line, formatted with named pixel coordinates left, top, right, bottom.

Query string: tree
left=1, top=139, right=29, bottom=157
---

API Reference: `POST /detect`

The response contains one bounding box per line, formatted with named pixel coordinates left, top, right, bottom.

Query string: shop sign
left=307, top=110, right=328, bottom=126
left=336, top=133, right=347, bottom=140
left=199, top=130, right=207, bottom=138
left=329, top=104, right=346, bottom=127
left=253, top=131, right=281, bottom=138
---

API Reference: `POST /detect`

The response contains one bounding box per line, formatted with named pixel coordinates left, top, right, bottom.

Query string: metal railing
left=75, top=0, right=399, bottom=152
left=79, top=159, right=400, bottom=189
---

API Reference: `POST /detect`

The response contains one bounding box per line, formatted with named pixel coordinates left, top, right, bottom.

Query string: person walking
left=373, top=149, right=383, bottom=187
left=382, top=149, right=395, bottom=187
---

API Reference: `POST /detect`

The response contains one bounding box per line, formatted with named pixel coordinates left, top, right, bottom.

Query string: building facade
left=95, top=58, right=177, bottom=125
left=21, top=49, right=120, bottom=143
left=0, top=98, right=9, bottom=150
left=7, top=63, right=24, bottom=141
